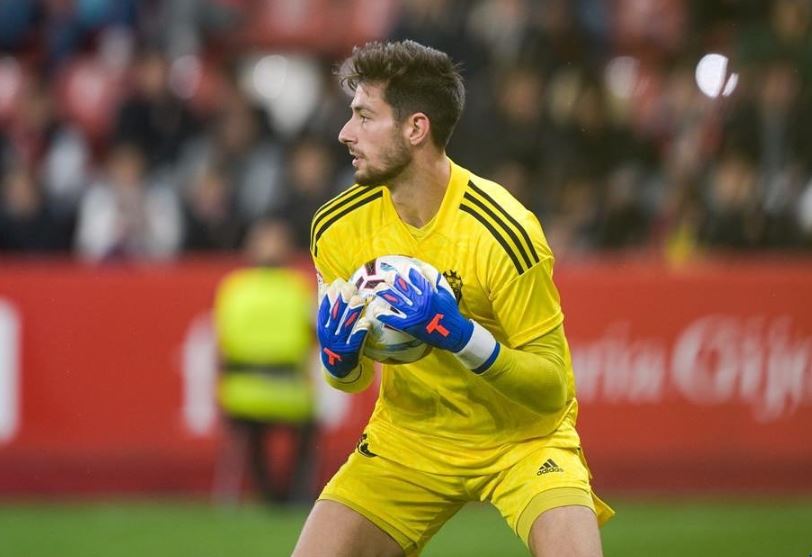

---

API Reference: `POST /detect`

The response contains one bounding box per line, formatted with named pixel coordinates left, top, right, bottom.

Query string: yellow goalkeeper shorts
left=319, top=434, right=614, bottom=555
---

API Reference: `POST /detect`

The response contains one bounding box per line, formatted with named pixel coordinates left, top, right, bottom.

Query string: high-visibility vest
left=213, top=267, right=314, bottom=422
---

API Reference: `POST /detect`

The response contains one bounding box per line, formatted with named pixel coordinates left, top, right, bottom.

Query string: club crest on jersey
left=443, top=270, right=463, bottom=302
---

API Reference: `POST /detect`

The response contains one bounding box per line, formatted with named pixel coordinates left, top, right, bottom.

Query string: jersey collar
left=383, top=158, right=470, bottom=240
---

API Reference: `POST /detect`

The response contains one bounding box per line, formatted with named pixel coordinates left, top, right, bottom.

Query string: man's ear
left=404, top=112, right=431, bottom=146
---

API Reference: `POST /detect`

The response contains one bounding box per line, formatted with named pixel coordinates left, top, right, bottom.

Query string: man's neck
left=388, top=154, right=451, bottom=228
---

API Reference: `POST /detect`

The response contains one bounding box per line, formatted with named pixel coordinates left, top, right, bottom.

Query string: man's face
left=338, top=82, right=411, bottom=186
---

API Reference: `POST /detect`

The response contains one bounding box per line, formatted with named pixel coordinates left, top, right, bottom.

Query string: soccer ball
left=350, top=255, right=453, bottom=364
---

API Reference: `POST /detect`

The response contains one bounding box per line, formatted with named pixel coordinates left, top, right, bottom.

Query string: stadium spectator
left=593, top=163, right=651, bottom=250
left=281, top=136, right=340, bottom=252
left=40, top=125, right=91, bottom=221
left=0, top=0, right=808, bottom=258
left=113, top=48, right=199, bottom=172
left=543, top=172, right=601, bottom=256
left=4, top=77, right=59, bottom=171
left=74, top=142, right=181, bottom=260
left=467, top=0, right=589, bottom=72
left=212, top=216, right=316, bottom=505
left=0, top=166, right=70, bottom=252
left=723, top=58, right=811, bottom=248
left=176, top=88, right=286, bottom=223
left=388, top=0, right=486, bottom=76
left=699, top=150, right=762, bottom=250
left=457, top=65, right=547, bottom=175
left=153, top=0, right=242, bottom=59
left=182, top=162, right=245, bottom=252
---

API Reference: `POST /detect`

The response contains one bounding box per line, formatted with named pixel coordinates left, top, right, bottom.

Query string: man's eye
left=360, top=115, right=369, bottom=123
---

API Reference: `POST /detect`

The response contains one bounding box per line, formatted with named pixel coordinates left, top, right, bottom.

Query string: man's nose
left=338, top=120, right=354, bottom=145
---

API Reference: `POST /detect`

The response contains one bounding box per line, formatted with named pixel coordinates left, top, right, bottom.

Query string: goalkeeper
left=293, top=40, right=614, bottom=557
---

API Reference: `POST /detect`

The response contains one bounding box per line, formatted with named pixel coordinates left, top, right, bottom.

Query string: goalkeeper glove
left=373, top=268, right=500, bottom=373
left=317, top=279, right=370, bottom=379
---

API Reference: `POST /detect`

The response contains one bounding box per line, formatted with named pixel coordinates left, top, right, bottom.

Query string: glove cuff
left=326, top=361, right=362, bottom=382
left=453, top=320, right=500, bottom=373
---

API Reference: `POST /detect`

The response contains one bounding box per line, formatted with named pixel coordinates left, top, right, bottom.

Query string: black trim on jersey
left=312, top=184, right=363, bottom=224
left=463, top=192, right=533, bottom=270
left=460, top=204, right=525, bottom=275
left=310, top=186, right=376, bottom=252
left=467, top=181, right=540, bottom=264
left=313, top=190, right=383, bottom=256
left=310, top=185, right=366, bottom=251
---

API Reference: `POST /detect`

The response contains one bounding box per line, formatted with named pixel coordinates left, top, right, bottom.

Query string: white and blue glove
left=373, top=268, right=500, bottom=373
left=317, top=279, right=370, bottom=379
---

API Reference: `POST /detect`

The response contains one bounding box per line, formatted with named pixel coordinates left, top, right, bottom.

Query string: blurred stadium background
left=0, top=0, right=810, bottom=555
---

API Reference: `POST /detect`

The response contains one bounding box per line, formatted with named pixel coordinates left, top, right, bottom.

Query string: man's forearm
left=477, top=325, right=569, bottom=414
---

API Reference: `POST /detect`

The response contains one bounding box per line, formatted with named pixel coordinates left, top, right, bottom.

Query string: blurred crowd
left=0, top=0, right=811, bottom=262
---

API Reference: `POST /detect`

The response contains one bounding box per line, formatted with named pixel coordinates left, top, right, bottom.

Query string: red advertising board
left=0, top=257, right=810, bottom=494
left=557, top=259, right=812, bottom=492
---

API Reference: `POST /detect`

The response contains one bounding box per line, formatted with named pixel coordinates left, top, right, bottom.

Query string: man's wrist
left=453, top=320, right=500, bottom=373
left=325, top=359, right=362, bottom=382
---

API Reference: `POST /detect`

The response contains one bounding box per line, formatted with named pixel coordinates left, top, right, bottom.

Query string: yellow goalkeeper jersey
left=311, top=159, right=578, bottom=474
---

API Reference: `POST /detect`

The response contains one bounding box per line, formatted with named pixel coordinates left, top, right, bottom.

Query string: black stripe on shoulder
left=313, top=190, right=383, bottom=256
left=460, top=203, right=525, bottom=275
left=467, top=181, right=540, bottom=264
left=310, top=185, right=370, bottom=252
left=463, top=192, right=532, bottom=269
left=313, top=184, right=363, bottom=223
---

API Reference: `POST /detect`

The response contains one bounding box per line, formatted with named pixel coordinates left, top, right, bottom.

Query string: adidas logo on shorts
left=536, top=458, right=563, bottom=475
left=356, top=433, right=378, bottom=458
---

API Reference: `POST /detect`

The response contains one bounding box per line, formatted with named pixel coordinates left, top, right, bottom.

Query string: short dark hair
left=337, top=40, right=465, bottom=148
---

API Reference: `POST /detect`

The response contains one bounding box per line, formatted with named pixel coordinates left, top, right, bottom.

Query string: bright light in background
left=244, top=53, right=322, bottom=136
left=721, top=72, right=738, bottom=96
left=252, top=54, right=288, bottom=100
left=695, top=53, right=738, bottom=98
left=605, top=56, right=639, bottom=99
left=168, top=55, right=202, bottom=100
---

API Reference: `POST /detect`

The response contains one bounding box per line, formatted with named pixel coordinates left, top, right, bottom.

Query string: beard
left=355, top=132, right=412, bottom=187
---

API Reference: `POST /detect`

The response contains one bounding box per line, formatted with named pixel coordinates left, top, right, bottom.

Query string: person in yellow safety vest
left=213, top=216, right=316, bottom=505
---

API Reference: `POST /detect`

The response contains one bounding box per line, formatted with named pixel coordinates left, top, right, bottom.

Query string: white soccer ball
left=349, top=255, right=454, bottom=364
